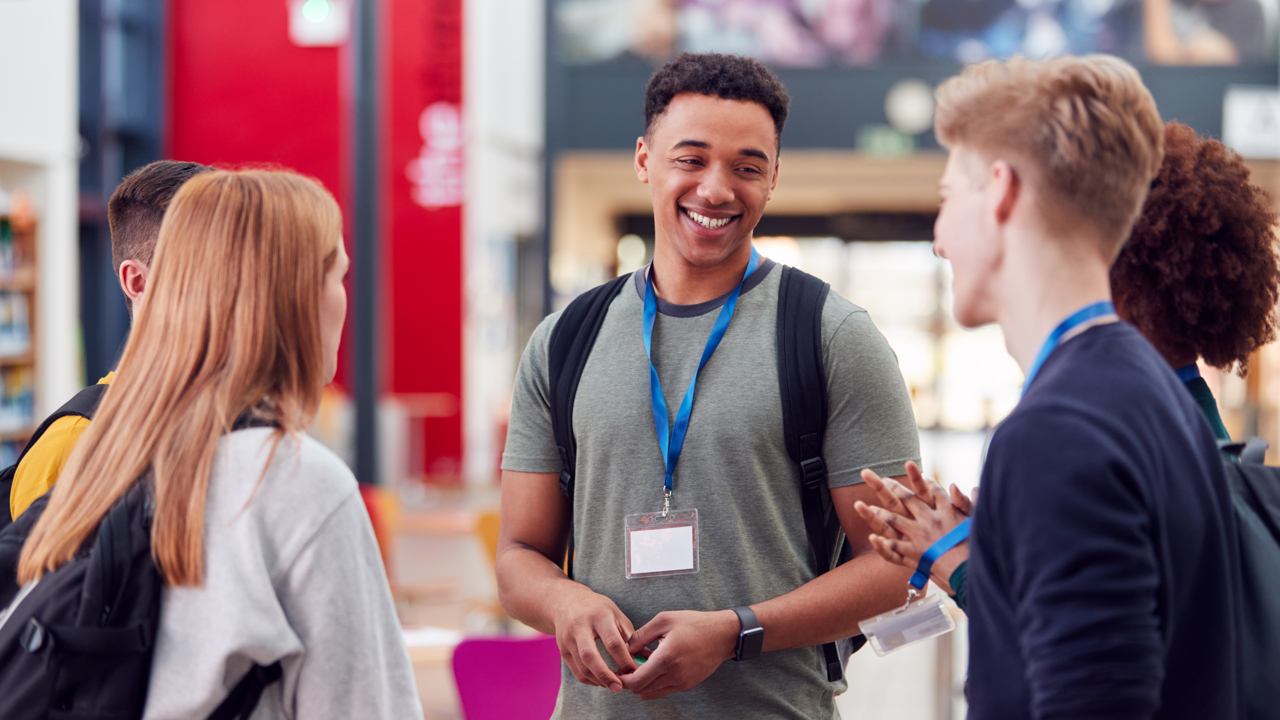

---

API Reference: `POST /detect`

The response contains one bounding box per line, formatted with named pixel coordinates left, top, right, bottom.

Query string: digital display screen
left=554, top=0, right=1278, bottom=67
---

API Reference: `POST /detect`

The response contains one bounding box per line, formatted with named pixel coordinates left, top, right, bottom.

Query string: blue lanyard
left=643, top=248, right=760, bottom=497
left=1022, top=301, right=1116, bottom=398
left=1174, top=363, right=1201, bottom=383
left=910, top=518, right=971, bottom=591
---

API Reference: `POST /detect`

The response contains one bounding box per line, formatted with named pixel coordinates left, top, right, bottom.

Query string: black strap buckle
left=557, top=446, right=574, bottom=495
left=800, top=456, right=827, bottom=490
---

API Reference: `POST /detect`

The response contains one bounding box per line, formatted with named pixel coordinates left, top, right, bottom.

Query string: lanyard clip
left=662, top=488, right=671, bottom=517
left=895, top=587, right=921, bottom=615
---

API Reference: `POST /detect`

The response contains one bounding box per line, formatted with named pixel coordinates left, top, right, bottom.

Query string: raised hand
left=853, top=462, right=972, bottom=593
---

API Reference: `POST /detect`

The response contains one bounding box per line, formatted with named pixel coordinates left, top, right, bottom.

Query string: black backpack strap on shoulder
left=547, top=274, right=630, bottom=580
left=0, top=383, right=109, bottom=529
left=18, top=383, right=109, bottom=468
left=777, top=265, right=846, bottom=682
left=207, top=661, right=283, bottom=720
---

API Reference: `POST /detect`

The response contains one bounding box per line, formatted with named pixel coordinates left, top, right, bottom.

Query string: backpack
left=0, top=414, right=282, bottom=720
left=548, top=265, right=864, bottom=683
left=1218, top=438, right=1280, bottom=720
left=0, top=383, right=109, bottom=533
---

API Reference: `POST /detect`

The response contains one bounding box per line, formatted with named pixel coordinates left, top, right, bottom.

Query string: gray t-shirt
left=502, top=260, right=921, bottom=720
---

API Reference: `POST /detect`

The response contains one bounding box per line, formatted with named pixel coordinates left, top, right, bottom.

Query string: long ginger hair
left=19, top=169, right=341, bottom=586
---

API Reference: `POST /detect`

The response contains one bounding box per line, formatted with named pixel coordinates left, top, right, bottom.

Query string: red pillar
left=167, top=0, right=466, bottom=482
left=386, top=0, right=465, bottom=483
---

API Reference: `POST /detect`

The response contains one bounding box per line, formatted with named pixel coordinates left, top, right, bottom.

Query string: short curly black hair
left=644, top=53, right=790, bottom=147
left=1111, top=122, right=1280, bottom=375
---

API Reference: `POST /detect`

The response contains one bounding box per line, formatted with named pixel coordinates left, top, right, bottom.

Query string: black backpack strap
left=547, top=274, right=630, bottom=580
left=15, top=383, right=108, bottom=468
left=777, top=265, right=848, bottom=682
left=0, top=383, right=109, bottom=528
left=207, top=661, right=283, bottom=720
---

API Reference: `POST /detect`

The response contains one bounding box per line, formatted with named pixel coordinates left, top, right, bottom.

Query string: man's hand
left=552, top=585, right=640, bottom=693
left=496, top=470, right=639, bottom=692
left=620, top=609, right=739, bottom=700
left=853, top=462, right=972, bottom=593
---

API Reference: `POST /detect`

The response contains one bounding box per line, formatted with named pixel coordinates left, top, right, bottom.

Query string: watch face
left=739, top=626, right=765, bottom=660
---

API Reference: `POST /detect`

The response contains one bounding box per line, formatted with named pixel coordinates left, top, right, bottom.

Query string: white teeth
left=686, top=210, right=731, bottom=230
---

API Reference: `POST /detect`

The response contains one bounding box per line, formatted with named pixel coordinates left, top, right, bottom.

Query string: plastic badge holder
left=858, top=592, right=956, bottom=656
left=624, top=509, right=699, bottom=579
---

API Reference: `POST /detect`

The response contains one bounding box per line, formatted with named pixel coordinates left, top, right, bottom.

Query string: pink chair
left=452, top=635, right=561, bottom=720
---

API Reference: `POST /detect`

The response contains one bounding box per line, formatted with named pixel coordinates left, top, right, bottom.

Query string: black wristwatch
left=730, top=606, right=764, bottom=661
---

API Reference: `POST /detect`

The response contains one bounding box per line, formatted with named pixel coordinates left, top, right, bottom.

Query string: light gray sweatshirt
left=142, top=429, right=423, bottom=720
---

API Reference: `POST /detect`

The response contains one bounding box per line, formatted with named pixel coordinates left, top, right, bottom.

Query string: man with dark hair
left=497, top=52, right=920, bottom=718
left=8, top=160, right=210, bottom=519
left=108, top=160, right=212, bottom=314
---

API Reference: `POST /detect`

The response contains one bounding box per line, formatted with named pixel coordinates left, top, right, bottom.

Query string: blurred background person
left=1144, top=0, right=1273, bottom=64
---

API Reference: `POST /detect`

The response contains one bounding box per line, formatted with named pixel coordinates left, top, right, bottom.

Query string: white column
left=0, top=0, right=81, bottom=414
left=462, top=0, right=545, bottom=487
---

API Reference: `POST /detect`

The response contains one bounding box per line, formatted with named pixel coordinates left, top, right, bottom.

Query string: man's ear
left=988, top=160, right=1021, bottom=226
left=118, top=259, right=149, bottom=307
left=635, top=136, right=651, bottom=184
left=767, top=157, right=780, bottom=201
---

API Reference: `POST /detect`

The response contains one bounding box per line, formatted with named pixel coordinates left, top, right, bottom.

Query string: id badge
left=624, top=509, right=699, bottom=579
left=858, top=592, right=956, bottom=657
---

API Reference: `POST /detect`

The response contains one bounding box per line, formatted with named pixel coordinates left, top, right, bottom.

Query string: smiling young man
left=497, top=53, right=921, bottom=718
left=918, top=56, right=1241, bottom=719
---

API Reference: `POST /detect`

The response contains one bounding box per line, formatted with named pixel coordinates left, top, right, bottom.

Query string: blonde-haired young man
left=922, top=56, right=1240, bottom=719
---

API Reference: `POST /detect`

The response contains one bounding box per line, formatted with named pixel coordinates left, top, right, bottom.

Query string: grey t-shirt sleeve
left=501, top=312, right=564, bottom=474
left=822, top=307, right=922, bottom=487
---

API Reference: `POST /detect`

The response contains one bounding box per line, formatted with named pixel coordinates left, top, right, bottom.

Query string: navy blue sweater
left=967, top=322, right=1241, bottom=720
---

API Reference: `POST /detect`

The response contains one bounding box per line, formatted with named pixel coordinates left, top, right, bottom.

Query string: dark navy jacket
left=967, top=322, right=1241, bottom=720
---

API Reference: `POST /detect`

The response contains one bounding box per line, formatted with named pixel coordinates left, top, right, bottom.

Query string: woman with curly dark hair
left=1110, top=121, right=1280, bottom=440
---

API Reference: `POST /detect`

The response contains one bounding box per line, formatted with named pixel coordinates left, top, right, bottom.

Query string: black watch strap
left=731, top=606, right=764, bottom=661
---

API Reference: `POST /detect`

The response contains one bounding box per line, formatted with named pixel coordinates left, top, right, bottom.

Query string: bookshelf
left=0, top=203, right=37, bottom=468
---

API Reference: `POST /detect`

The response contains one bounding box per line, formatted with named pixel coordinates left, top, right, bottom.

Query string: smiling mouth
left=683, top=208, right=738, bottom=230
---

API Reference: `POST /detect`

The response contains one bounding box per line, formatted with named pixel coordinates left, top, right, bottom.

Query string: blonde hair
left=19, top=169, right=342, bottom=586
left=935, top=55, right=1165, bottom=254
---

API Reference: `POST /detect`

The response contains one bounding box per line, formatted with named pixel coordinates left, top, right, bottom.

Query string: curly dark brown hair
left=1111, top=122, right=1280, bottom=375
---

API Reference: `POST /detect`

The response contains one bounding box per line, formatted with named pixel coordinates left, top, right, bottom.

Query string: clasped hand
left=854, top=461, right=974, bottom=593
left=553, top=587, right=738, bottom=700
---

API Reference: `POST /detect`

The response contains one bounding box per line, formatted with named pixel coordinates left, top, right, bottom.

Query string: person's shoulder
left=23, top=414, right=92, bottom=458
left=986, top=401, right=1136, bottom=489
left=217, top=429, right=359, bottom=510
left=820, top=286, right=872, bottom=337
left=1029, top=323, right=1195, bottom=425
left=817, top=286, right=898, bottom=363
left=11, top=414, right=93, bottom=517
